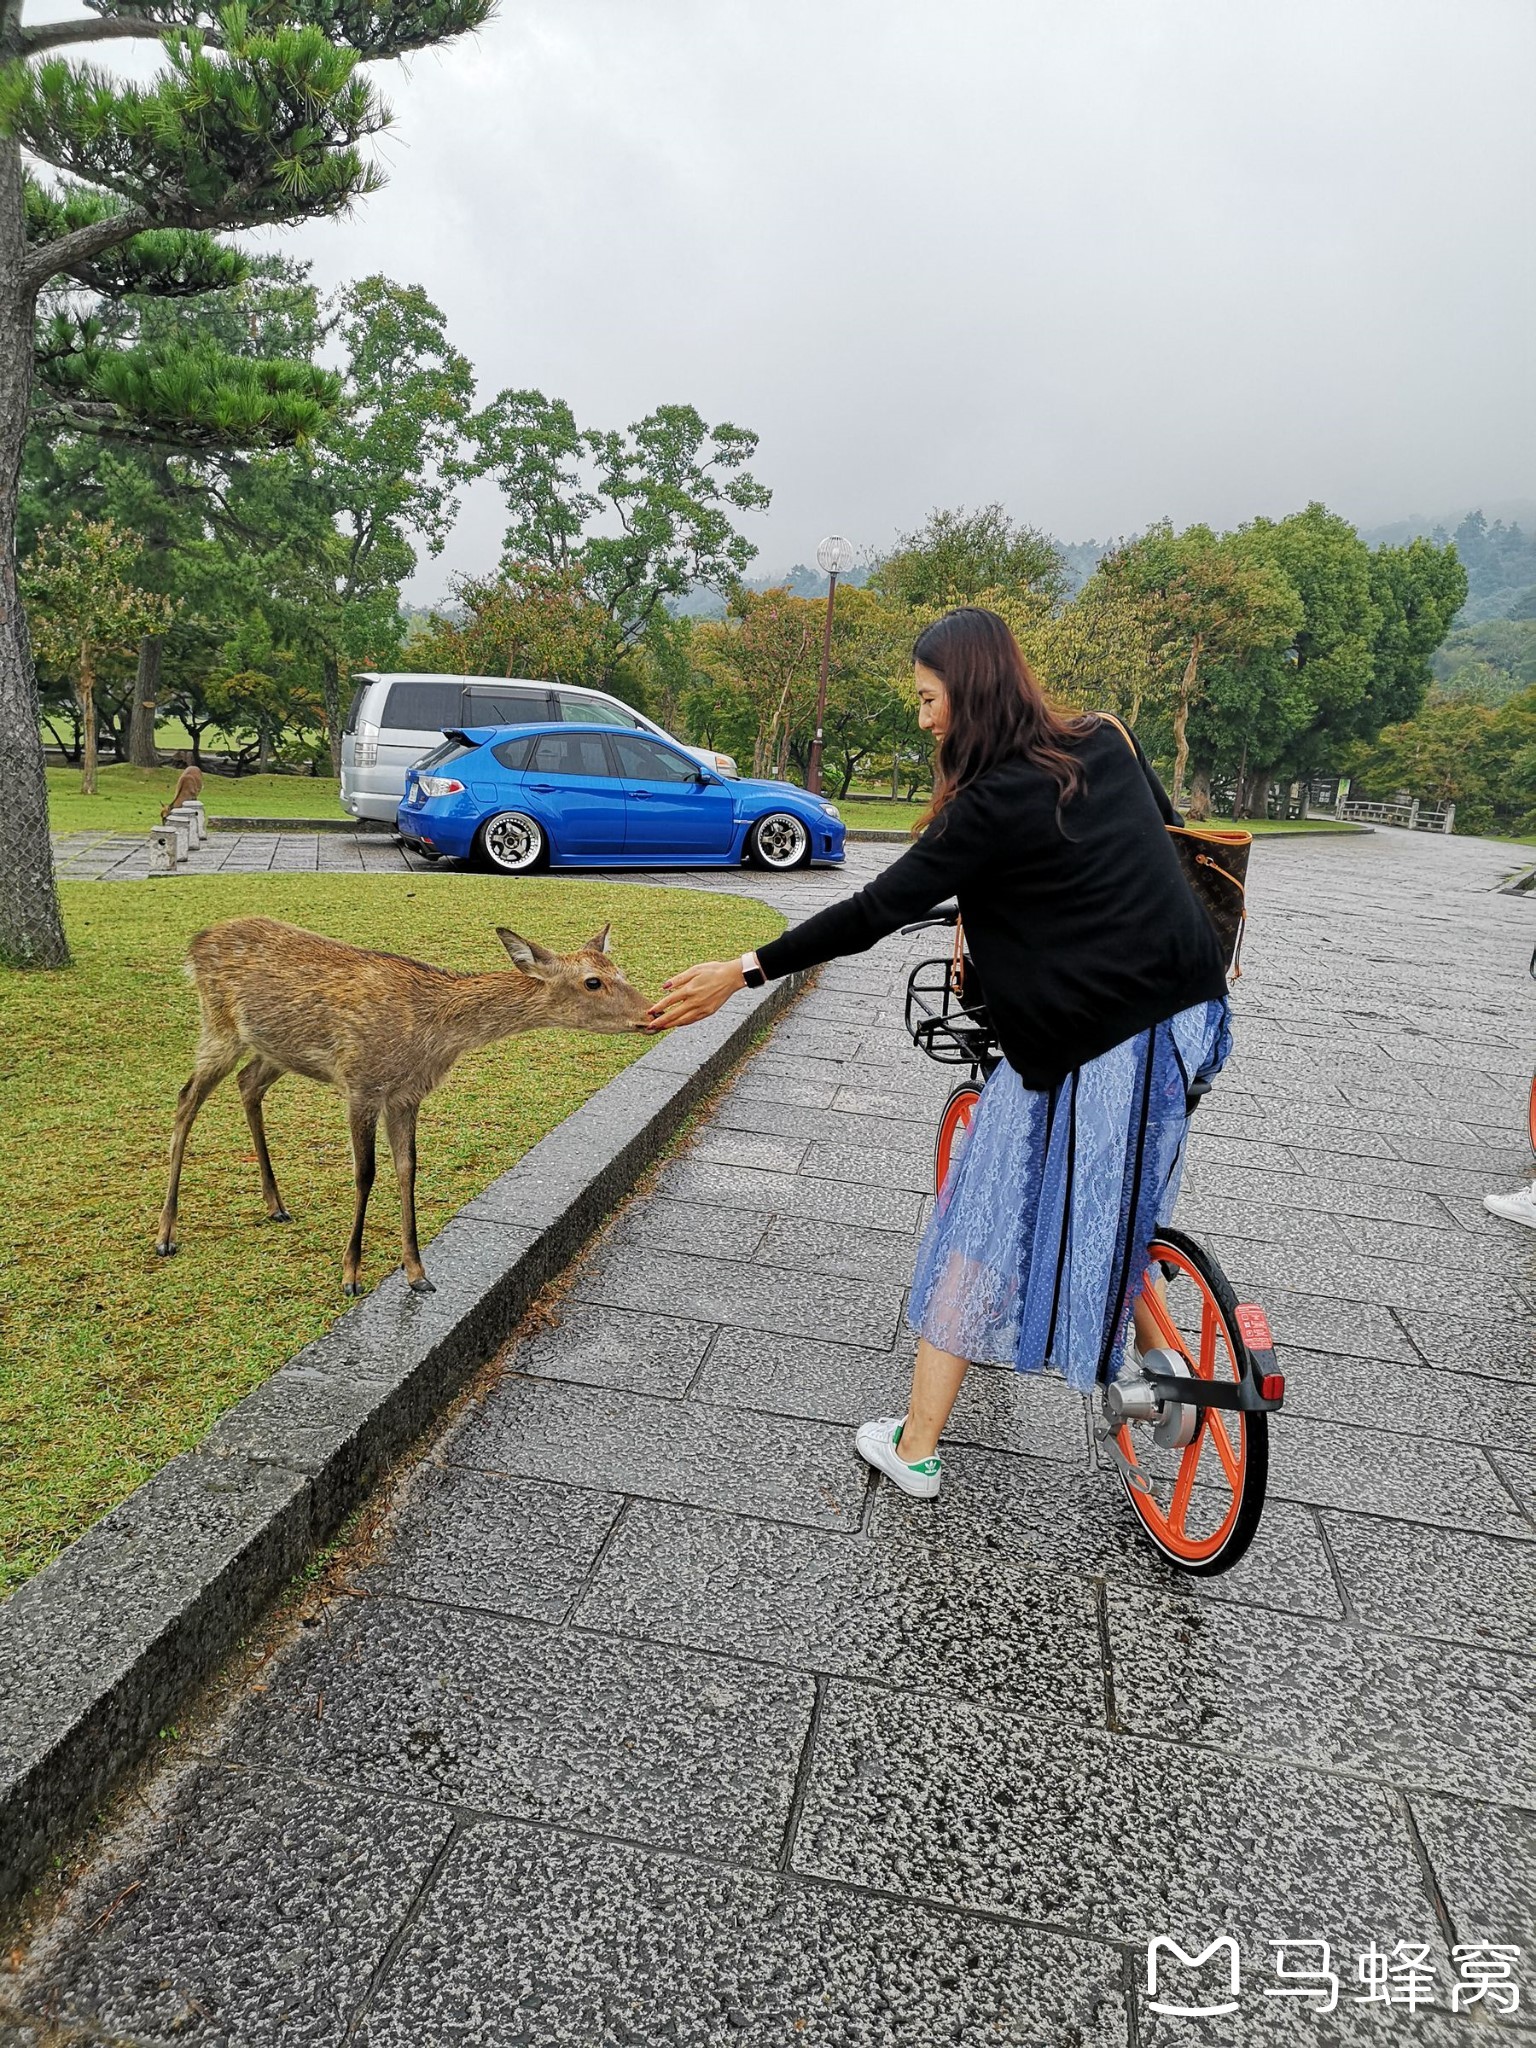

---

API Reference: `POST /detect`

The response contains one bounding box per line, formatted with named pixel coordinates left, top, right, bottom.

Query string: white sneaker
left=1484, top=1183, right=1536, bottom=1230
left=854, top=1415, right=942, bottom=1499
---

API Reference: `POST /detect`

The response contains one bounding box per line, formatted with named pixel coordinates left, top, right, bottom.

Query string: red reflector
left=1235, top=1302, right=1274, bottom=1350
left=1260, top=1373, right=1285, bottom=1401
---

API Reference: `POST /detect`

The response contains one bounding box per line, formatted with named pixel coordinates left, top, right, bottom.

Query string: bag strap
left=1098, top=711, right=1137, bottom=760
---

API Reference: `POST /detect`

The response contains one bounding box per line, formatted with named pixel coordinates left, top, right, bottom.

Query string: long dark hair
left=913, top=607, right=1094, bottom=833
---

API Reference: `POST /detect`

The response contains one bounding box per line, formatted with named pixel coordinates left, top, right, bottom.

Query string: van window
left=382, top=679, right=464, bottom=731
left=558, top=691, right=642, bottom=730
left=344, top=681, right=371, bottom=734
left=491, top=736, right=535, bottom=771
left=465, top=684, right=553, bottom=725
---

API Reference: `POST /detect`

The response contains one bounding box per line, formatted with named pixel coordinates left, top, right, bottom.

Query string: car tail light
left=354, top=739, right=377, bottom=767
left=417, top=776, right=465, bottom=798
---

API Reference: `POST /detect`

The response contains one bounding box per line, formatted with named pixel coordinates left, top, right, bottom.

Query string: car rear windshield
left=381, top=679, right=464, bottom=731
left=491, top=736, right=535, bottom=770
left=414, top=736, right=476, bottom=771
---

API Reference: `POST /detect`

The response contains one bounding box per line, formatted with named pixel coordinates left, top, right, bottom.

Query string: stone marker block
left=181, top=800, right=206, bottom=846
left=162, top=810, right=192, bottom=858
left=147, top=826, right=177, bottom=873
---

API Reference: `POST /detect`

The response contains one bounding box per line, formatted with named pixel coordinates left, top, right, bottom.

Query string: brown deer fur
left=161, top=764, right=203, bottom=821
left=155, top=915, right=650, bottom=1294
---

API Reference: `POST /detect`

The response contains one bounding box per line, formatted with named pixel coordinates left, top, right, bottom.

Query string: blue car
left=396, top=723, right=847, bottom=874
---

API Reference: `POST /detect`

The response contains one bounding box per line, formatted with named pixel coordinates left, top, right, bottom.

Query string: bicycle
left=901, top=909, right=1285, bottom=1576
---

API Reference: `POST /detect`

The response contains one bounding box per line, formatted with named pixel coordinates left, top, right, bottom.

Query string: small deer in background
left=155, top=915, right=650, bottom=1295
left=161, top=760, right=203, bottom=822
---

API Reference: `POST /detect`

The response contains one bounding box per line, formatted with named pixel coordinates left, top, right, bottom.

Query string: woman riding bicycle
left=646, top=605, right=1231, bottom=1499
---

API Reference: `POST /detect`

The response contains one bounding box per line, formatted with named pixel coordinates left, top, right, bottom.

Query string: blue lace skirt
left=908, top=999, right=1231, bottom=1393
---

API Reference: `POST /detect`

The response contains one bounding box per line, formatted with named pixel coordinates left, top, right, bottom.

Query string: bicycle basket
left=904, top=956, right=999, bottom=1067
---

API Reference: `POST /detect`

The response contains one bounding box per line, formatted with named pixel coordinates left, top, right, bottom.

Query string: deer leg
left=385, top=1099, right=432, bottom=1294
left=156, top=1047, right=241, bottom=1255
left=237, top=1058, right=291, bottom=1222
left=342, top=1102, right=378, bottom=1296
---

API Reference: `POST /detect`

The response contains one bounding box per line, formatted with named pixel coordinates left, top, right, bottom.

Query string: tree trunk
left=321, top=652, right=344, bottom=772
left=0, top=142, right=69, bottom=967
left=1170, top=637, right=1201, bottom=809
left=128, top=633, right=163, bottom=767
left=890, top=753, right=900, bottom=798
left=79, top=645, right=98, bottom=797
left=1185, top=765, right=1212, bottom=821
left=257, top=722, right=272, bottom=773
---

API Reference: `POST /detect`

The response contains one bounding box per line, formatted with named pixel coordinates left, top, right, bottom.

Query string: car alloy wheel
left=480, top=810, right=546, bottom=874
left=749, top=811, right=810, bottom=870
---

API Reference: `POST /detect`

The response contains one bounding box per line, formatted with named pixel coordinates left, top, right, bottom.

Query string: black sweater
left=756, top=719, right=1228, bottom=1090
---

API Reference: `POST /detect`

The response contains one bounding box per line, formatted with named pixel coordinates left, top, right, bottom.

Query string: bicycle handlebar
left=899, top=901, right=960, bottom=936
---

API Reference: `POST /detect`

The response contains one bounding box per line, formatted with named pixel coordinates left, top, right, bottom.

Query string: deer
left=161, top=760, right=203, bottom=822
left=155, top=915, right=651, bottom=1295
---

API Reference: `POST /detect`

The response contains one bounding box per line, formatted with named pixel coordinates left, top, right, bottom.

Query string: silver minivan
left=339, top=673, right=739, bottom=825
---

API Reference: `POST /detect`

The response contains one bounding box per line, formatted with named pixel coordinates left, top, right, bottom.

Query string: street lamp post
left=808, top=533, right=854, bottom=796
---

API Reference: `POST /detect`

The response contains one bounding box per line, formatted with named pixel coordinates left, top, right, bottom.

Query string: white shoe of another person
left=1484, top=1182, right=1536, bottom=1230
left=854, top=1415, right=942, bottom=1499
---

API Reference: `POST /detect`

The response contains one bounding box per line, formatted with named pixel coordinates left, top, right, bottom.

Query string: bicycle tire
left=1111, top=1225, right=1269, bottom=1576
left=1528, top=1069, right=1535, bottom=1158
left=934, top=1081, right=982, bottom=1197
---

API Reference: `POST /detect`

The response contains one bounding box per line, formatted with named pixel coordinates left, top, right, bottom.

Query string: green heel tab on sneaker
left=891, top=1424, right=940, bottom=1476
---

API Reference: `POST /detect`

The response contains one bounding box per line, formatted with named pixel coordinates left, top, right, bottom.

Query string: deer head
left=495, top=925, right=651, bottom=1032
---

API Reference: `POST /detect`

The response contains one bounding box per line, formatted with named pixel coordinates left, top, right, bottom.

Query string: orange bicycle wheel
left=935, top=1081, right=982, bottom=1197
left=1110, top=1226, right=1268, bottom=1575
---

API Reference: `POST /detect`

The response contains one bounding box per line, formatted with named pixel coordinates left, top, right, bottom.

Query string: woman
left=645, top=607, right=1230, bottom=1498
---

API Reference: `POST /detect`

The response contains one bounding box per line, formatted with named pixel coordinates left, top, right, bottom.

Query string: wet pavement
left=5, top=828, right=1535, bottom=2045
left=51, top=825, right=419, bottom=879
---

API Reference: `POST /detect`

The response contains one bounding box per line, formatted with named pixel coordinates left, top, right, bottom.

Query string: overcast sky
left=266, top=0, right=1535, bottom=597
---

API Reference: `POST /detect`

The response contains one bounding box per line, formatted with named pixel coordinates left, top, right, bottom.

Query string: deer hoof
left=343, top=1279, right=364, bottom=1297
left=154, top=1239, right=178, bottom=1258
left=266, top=1208, right=293, bottom=1224
left=408, top=1275, right=436, bottom=1295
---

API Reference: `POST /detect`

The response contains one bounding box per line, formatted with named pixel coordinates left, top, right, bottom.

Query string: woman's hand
left=644, top=958, right=746, bottom=1031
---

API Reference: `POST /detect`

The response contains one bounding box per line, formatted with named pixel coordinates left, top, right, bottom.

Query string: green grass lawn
left=47, top=763, right=348, bottom=836
left=0, top=873, right=783, bottom=1595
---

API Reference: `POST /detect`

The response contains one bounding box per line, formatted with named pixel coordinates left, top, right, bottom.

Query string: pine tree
left=0, top=0, right=491, bottom=967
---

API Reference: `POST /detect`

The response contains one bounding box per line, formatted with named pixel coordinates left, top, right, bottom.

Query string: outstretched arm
left=645, top=796, right=988, bottom=1031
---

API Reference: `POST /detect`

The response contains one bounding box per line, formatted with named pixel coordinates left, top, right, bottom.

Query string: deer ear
left=585, top=923, right=612, bottom=956
left=496, top=928, right=559, bottom=974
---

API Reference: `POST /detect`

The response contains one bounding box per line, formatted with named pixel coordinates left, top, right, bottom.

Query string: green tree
left=23, top=514, right=174, bottom=792
left=1345, top=686, right=1536, bottom=837
left=472, top=392, right=770, bottom=667
left=0, top=0, right=489, bottom=967
left=1098, top=523, right=1303, bottom=810
left=195, top=275, right=475, bottom=764
left=407, top=562, right=620, bottom=691
left=1366, top=536, right=1467, bottom=732
left=873, top=503, right=1067, bottom=607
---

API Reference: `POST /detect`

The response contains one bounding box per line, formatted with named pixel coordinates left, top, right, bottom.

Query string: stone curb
left=207, top=815, right=380, bottom=834
left=842, top=824, right=1372, bottom=845
left=0, top=972, right=805, bottom=1908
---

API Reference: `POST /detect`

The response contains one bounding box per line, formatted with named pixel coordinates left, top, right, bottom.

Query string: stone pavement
left=50, top=826, right=418, bottom=879
left=4, top=829, right=1534, bottom=2046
